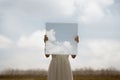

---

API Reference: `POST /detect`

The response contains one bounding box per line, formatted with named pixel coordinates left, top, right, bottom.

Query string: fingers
left=44, top=35, right=48, bottom=43
left=74, top=36, right=79, bottom=43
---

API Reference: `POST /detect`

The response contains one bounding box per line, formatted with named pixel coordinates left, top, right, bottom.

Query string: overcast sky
left=0, top=0, right=120, bottom=71
left=46, top=23, right=78, bottom=55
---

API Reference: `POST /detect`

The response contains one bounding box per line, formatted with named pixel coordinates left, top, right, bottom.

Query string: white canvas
left=45, top=23, right=78, bottom=55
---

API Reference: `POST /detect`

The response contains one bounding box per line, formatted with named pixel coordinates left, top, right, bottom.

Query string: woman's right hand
left=45, top=54, right=50, bottom=58
left=44, top=35, right=48, bottom=43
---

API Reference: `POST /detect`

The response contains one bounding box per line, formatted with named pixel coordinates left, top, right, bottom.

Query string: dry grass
left=0, top=75, right=120, bottom=80
left=1, top=69, right=120, bottom=80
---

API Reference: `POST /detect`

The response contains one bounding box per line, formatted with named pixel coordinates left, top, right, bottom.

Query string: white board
left=45, top=23, right=78, bottom=55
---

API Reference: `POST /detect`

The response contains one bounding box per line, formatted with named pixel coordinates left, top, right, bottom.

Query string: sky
left=0, top=0, right=120, bottom=71
left=46, top=23, right=77, bottom=55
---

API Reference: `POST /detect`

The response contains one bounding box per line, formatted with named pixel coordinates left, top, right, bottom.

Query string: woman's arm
left=44, top=35, right=50, bottom=58
left=71, top=35, right=79, bottom=59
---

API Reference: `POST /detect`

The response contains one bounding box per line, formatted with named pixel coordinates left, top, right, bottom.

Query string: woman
left=44, top=35, right=79, bottom=80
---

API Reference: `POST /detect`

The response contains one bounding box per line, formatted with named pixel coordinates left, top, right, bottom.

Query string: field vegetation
left=0, top=68, right=120, bottom=80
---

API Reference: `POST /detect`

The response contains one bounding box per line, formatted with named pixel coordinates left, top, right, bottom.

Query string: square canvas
left=45, top=23, right=78, bottom=55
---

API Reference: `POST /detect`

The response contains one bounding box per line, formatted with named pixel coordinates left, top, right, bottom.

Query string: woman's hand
left=44, top=35, right=48, bottom=43
left=74, top=35, right=79, bottom=43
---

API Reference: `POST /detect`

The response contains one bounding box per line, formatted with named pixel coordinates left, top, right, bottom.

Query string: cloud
left=1, top=0, right=75, bottom=19
left=64, top=41, right=73, bottom=49
left=0, top=30, right=120, bottom=70
left=46, top=29, right=75, bottom=54
left=75, top=0, right=114, bottom=23
left=0, top=35, right=13, bottom=48
left=0, top=47, right=50, bottom=71
left=80, top=39, right=120, bottom=57
left=46, top=29, right=56, bottom=41
left=70, top=39, right=120, bottom=70
left=0, top=0, right=76, bottom=38
left=46, top=41, right=73, bottom=54
left=0, top=30, right=50, bottom=71
left=16, top=30, right=45, bottom=49
left=0, top=0, right=118, bottom=38
left=0, top=30, right=45, bottom=49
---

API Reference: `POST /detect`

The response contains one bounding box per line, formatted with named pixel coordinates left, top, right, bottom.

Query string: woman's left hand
left=71, top=55, right=76, bottom=59
left=74, top=36, right=79, bottom=43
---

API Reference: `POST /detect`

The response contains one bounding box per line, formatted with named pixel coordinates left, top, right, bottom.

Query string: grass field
left=1, top=69, right=120, bottom=80
left=0, top=75, right=120, bottom=80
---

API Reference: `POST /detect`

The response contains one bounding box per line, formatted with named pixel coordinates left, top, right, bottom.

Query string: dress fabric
left=48, top=55, right=73, bottom=80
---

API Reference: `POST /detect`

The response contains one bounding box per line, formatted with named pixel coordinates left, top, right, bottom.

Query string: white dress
left=48, top=55, right=73, bottom=80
